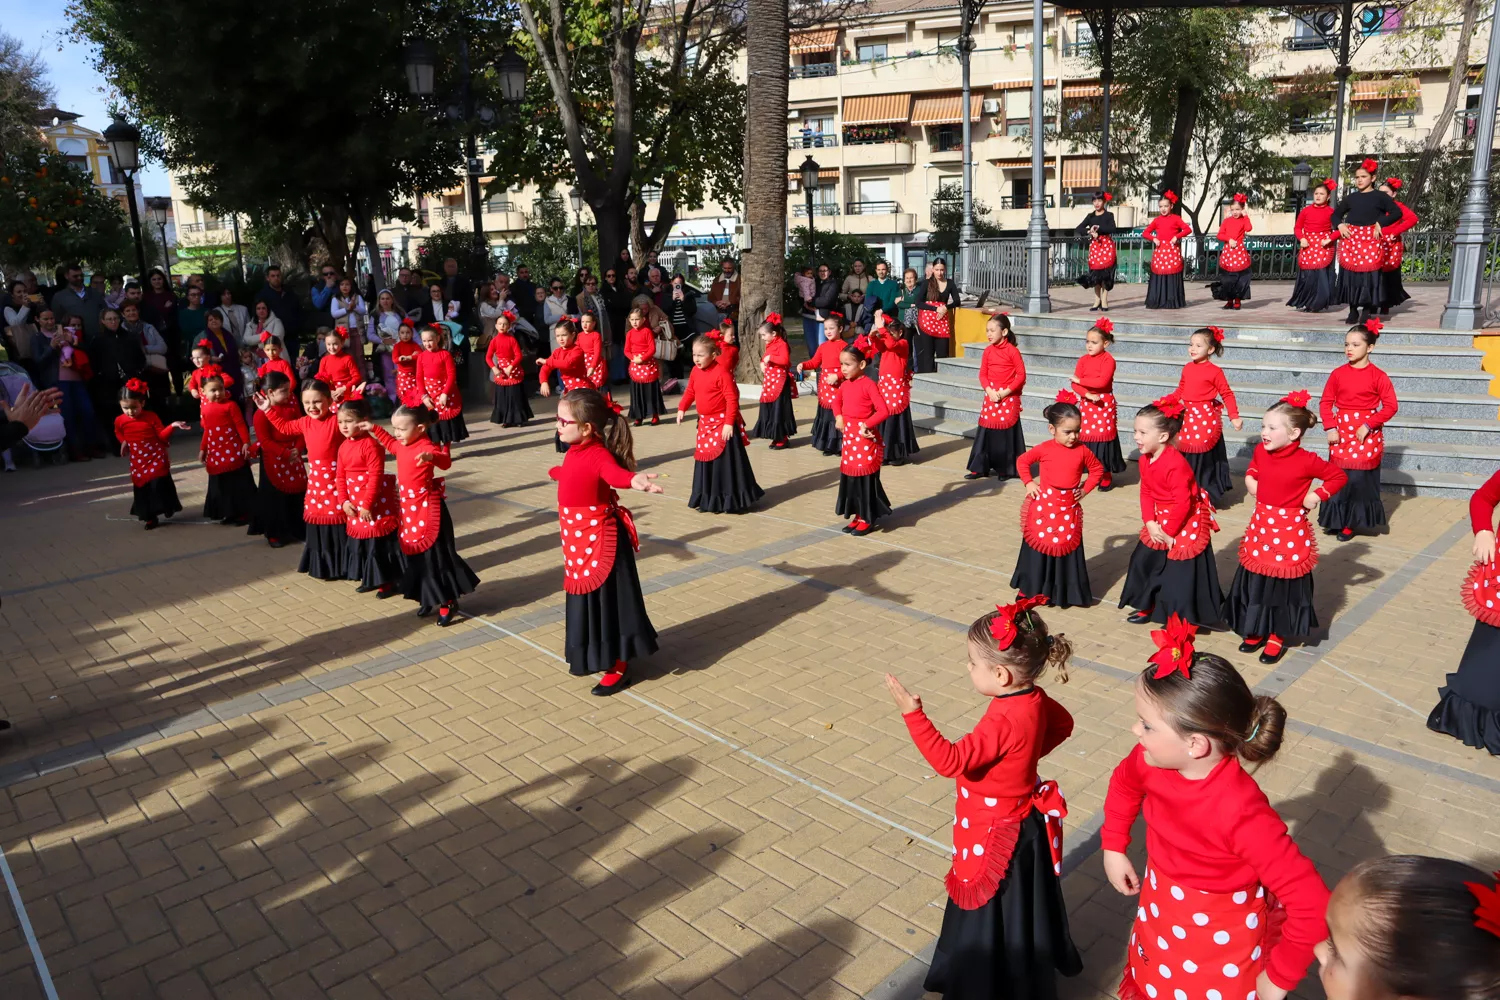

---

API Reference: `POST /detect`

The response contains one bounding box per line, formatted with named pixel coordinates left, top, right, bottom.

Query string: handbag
left=916, top=303, right=952, bottom=339
left=654, top=323, right=679, bottom=362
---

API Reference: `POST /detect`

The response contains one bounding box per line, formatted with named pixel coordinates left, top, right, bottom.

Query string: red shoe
left=592, top=660, right=632, bottom=696
left=1100, top=472, right=1113, bottom=491
left=651, top=416, right=660, bottom=426
left=851, top=518, right=873, bottom=536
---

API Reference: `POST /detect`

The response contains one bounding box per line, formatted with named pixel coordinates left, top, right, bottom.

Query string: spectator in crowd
left=0, top=384, right=63, bottom=502
left=4, top=280, right=36, bottom=373
left=391, top=267, right=422, bottom=315
left=644, top=266, right=670, bottom=312
left=371, top=289, right=404, bottom=399
left=87, top=306, right=141, bottom=443
left=708, top=257, right=740, bottom=330
left=615, top=247, right=635, bottom=274
left=664, top=273, right=697, bottom=379
left=119, top=301, right=170, bottom=405
left=247, top=299, right=286, bottom=349
left=87, top=271, right=108, bottom=304
left=865, top=260, right=899, bottom=315
left=845, top=287, right=871, bottom=334
left=477, top=281, right=506, bottom=341
left=441, top=258, right=474, bottom=325
left=50, top=263, right=105, bottom=340
left=894, top=267, right=924, bottom=330
left=543, top=278, right=571, bottom=333
left=254, top=264, right=304, bottom=359
left=511, top=265, right=538, bottom=324
left=29, top=311, right=100, bottom=462
left=310, top=265, right=340, bottom=329
left=215, top=288, right=249, bottom=343
left=103, top=275, right=125, bottom=309
left=421, top=281, right=459, bottom=327
left=180, top=284, right=211, bottom=350
left=840, top=259, right=869, bottom=305
left=330, top=276, right=370, bottom=341
left=576, top=275, right=610, bottom=339
left=802, top=262, right=839, bottom=352
left=142, top=268, right=180, bottom=339
left=570, top=267, right=592, bottom=297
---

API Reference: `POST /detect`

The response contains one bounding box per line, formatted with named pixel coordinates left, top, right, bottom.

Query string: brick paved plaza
left=1, top=391, right=1498, bottom=1000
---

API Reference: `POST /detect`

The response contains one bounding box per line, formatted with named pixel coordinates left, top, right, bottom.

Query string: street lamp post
left=1291, top=161, right=1312, bottom=214
left=800, top=155, right=820, bottom=275
left=145, top=196, right=172, bottom=281
left=1023, top=0, right=1051, bottom=313
left=569, top=186, right=585, bottom=267
left=103, top=116, right=147, bottom=278
left=957, top=0, right=985, bottom=285
left=1441, top=0, right=1500, bottom=329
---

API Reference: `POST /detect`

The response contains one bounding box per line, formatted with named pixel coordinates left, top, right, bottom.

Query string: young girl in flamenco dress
left=1011, top=394, right=1103, bottom=608
left=1317, top=318, right=1397, bottom=541
left=964, top=313, right=1026, bottom=481
left=486, top=309, right=532, bottom=427
left=1143, top=190, right=1191, bottom=310
left=833, top=337, right=891, bottom=536
left=1070, top=318, right=1124, bottom=490
left=1173, top=326, right=1242, bottom=509
left=796, top=311, right=848, bottom=456
left=750, top=312, right=797, bottom=448
left=115, top=379, right=191, bottom=530
left=871, top=315, right=919, bottom=466
left=677, top=336, right=763, bottom=514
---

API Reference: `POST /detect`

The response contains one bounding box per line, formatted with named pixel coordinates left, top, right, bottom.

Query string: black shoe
left=377, top=586, right=399, bottom=599
left=356, top=584, right=378, bottom=594
left=1345, top=309, right=1359, bottom=324
left=1126, top=610, right=1154, bottom=625
left=1238, top=636, right=1266, bottom=653
left=144, top=518, right=160, bottom=530
left=964, top=471, right=984, bottom=481
left=437, top=604, right=457, bottom=627
left=1259, top=640, right=1289, bottom=665
left=842, top=523, right=855, bottom=533
left=1337, top=528, right=1355, bottom=542
left=417, top=605, right=435, bottom=618
left=267, top=538, right=285, bottom=549
left=591, top=669, right=632, bottom=697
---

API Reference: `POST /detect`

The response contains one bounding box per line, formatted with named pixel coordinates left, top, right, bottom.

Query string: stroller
left=0, top=362, right=66, bottom=468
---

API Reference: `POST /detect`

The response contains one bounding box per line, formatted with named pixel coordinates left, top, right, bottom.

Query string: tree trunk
left=630, top=194, right=678, bottom=263
left=740, top=0, right=790, bottom=381
left=1161, top=84, right=1200, bottom=198
left=310, top=202, right=350, bottom=275
left=595, top=198, right=633, bottom=278
left=1411, top=0, right=1479, bottom=200
left=349, top=203, right=386, bottom=290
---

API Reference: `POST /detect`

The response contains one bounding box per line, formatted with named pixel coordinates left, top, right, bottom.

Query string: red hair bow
left=989, top=594, right=1049, bottom=651
left=1094, top=317, right=1114, bottom=334
left=1055, top=389, right=1079, bottom=405
left=332, top=326, right=348, bottom=339
left=827, top=310, right=845, bottom=320
left=400, top=317, right=415, bottom=328
left=704, top=329, right=723, bottom=344
left=851, top=334, right=873, bottom=355
left=1153, top=392, right=1186, bottom=419
left=1322, top=178, right=1336, bottom=191
left=1162, top=190, right=1179, bottom=204
left=1207, top=326, right=1225, bottom=343
left=721, top=317, right=733, bottom=328
left=1148, top=614, right=1197, bottom=679
left=1363, top=317, right=1384, bottom=337
left=1282, top=389, right=1312, bottom=408
left=764, top=312, right=782, bottom=326
left=1466, top=872, right=1500, bottom=938
left=1102, top=192, right=1112, bottom=202
left=501, top=309, right=517, bottom=322
left=604, top=396, right=624, bottom=416
left=1360, top=157, right=1378, bottom=173
left=258, top=331, right=273, bottom=344
left=124, top=378, right=149, bottom=395
left=1232, top=192, right=1248, bottom=205
left=1385, top=177, right=1403, bottom=191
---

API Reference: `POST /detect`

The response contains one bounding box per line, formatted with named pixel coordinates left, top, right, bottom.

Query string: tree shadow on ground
left=1275, top=750, right=1391, bottom=878
left=1086, top=533, right=1143, bottom=603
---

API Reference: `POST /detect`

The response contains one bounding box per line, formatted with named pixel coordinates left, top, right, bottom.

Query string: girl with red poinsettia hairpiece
left=1071, top=317, right=1125, bottom=489
left=1317, top=317, right=1397, bottom=542
left=832, top=337, right=890, bottom=535
left=1105, top=618, right=1329, bottom=1000
left=964, top=313, right=1027, bottom=481
left=1376, top=176, right=1420, bottom=317
left=677, top=335, right=763, bottom=514
left=1119, top=394, right=1224, bottom=627
left=1209, top=193, right=1254, bottom=310
left=795, top=310, right=849, bottom=456
left=486, top=309, right=532, bottom=428
left=1287, top=178, right=1339, bottom=313
left=1173, top=327, right=1242, bottom=508
left=885, top=596, right=1081, bottom=1000
left=870, top=312, right=920, bottom=466
left=1143, top=190, right=1192, bottom=310
left=750, top=312, right=797, bottom=448
left=116, top=379, right=192, bottom=530
left=1075, top=189, right=1118, bottom=312
left=1011, top=392, right=1104, bottom=607
left=1222, top=391, right=1347, bottom=665
left=1332, top=158, right=1404, bottom=325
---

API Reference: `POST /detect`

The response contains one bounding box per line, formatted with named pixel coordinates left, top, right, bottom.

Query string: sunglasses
left=551, top=285, right=564, bottom=291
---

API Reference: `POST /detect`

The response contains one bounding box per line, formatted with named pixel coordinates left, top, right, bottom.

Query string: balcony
left=792, top=204, right=841, bottom=217
left=1000, top=195, right=1055, bottom=210
left=1283, top=34, right=1328, bottom=51
left=846, top=200, right=900, bottom=215
left=1289, top=113, right=1336, bottom=134
left=1061, top=40, right=1095, bottom=58
left=788, top=134, right=839, bottom=149
left=1454, top=109, right=1480, bottom=140
left=789, top=63, right=836, bottom=79
left=1352, top=110, right=1415, bottom=130
left=842, top=140, right=914, bottom=168
left=482, top=200, right=527, bottom=232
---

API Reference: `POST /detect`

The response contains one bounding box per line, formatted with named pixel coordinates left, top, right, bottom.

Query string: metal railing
left=1061, top=40, right=1096, bottom=58
left=843, top=134, right=904, bottom=146
left=999, top=194, right=1055, bottom=209
left=1454, top=109, right=1480, bottom=140
left=789, top=63, right=836, bottom=78
left=1352, top=111, right=1416, bottom=130
left=179, top=223, right=203, bottom=234
left=1283, top=34, right=1328, bottom=51
left=433, top=206, right=464, bottom=220
left=482, top=200, right=517, bottom=214
left=792, top=204, right=841, bottom=217
left=845, top=200, right=901, bottom=215
left=1290, top=114, right=1336, bottom=134
left=788, top=134, right=839, bottom=148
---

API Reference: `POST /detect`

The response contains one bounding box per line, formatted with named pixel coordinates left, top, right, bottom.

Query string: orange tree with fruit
left=0, top=146, right=130, bottom=273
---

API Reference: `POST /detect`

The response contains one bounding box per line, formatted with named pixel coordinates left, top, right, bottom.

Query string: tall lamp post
left=569, top=186, right=585, bottom=267
left=800, top=155, right=821, bottom=275
left=1441, top=0, right=1500, bottom=329
left=145, top=197, right=173, bottom=281
left=103, top=116, right=146, bottom=278
left=1291, top=161, right=1312, bottom=214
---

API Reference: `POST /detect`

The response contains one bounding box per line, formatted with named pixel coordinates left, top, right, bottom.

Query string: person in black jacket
left=254, top=265, right=305, bottom=360
left=912, top=258, right=961, bottom=373
left=1075, top=191, right=1118, bottom=311
left=1332, top=158, right=1404, bottom=324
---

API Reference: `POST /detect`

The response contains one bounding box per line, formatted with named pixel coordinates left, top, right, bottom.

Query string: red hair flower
left=1363, top=317, right=1384, bottom=337
left=1055, top=389, right=1079, bottom=405
left=851, top=334, right=873, bottom=355
left=827, top=310, right=844, bottom=320
left=1162, top=190, right=1179, bottom=204
left=721, top=317, right=733, bottom=328
left=1282, top=389, right=1312, bottom=408
left=1232, top=192, right=1248, bottom=205
left=604, top=396, right=624, bottom=415
left=989, top=594, right=1049, bottom=651
left=1360, top=157, right=1378, bottom=174
left=400, top=317, right=415, bottom=328
left=1152, top=392, right=1186, bottom=419
left=501, top=309, right=517, bottom=322
left=1103, top=192, right=1112, bottom=202
left=258, top=331, right=273, bottom=344
left=1385, top=177, right=1403, bottom=191
left=1207, top=326, right=1225, bottom=343
left=1148, top=614, right=1197, bottom=679
left=704, top=329, right=723, bottom=344
left=1466, top=872, right=1500, bottom=938
left=1094, top=317, right=1114, bottom=335
left=124, top=378, right=149, bottom=395
left=1322, top=178, right=1336, bottom=191
left=764, top=312, right=782, bottom=326
left=332, top=326, right=348, bottom=339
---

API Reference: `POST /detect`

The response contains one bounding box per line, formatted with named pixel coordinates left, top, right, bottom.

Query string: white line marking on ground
left=0, top=844, right=60, bottom=1000
left=1322, top=659, right=1428, bottom=718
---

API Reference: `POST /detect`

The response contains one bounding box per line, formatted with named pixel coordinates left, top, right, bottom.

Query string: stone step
left=1002, top=311, right=1478, bottom=348
left=959, top=337, right=1484, bottom=374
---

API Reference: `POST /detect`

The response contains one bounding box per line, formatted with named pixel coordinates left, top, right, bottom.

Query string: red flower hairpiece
left=704, top=329, right=723, bottom=345
left=1162, top=190, right=1179, bottom=204
left=1095, top=317, right=1114, bottom=334
left=764, top=312, right=782, bottom=326
left=989, top=594, right=1049, bottom=650
left=1152, top=392, right=1186, bottom=419
left=1322, top=178, right=1336, bottom=191
left=258, top=331, right=272, bottom=344
left=721, top=317, right=733, bottom=328
left=1103, top=192, right=1112, bottom=202
left=1207, top=326, right=1225, bottom=343
left=124, top=378, right=149, bottom=395
left=501, top=309, right=517, bottom=322
left=1148, top=614, right=1197, bottom=679
left=1385, top=177, right=1403, bottom=191
left=1282, top=389, right=1312, bottom=409
left=827, top=310, right=844, bottom=320
left=1466, top=872, right=1500, bottom=939
left=1363, top=317, right=1384, bottom=337
left=851, top=334, right=873, bottom=355
left=400, top=318, right=415, bottom=328
left=332, top=326, right=348, bottom=339
left=1055, top=389, right=1079, bottom=405
left=604, top=396, right=624, bottom=416
left=1360, top=157, right=1378, bottom=173
left=1232, top=192, right=1248, bottom=205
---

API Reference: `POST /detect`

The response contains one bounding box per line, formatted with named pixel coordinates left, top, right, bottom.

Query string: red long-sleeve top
left=623, top=326, right=657, bottom=363
left=539, top=345, right=589, bottom=384
left=1138, top=446, right=1197, bottom=535
left=1215, top=215, right=1252, bottom=245
left=1319, top=363, right=1398, bottom=429
left=337, top=435, right=388, bottom=510
left=1176, top=359, right=1240, bottom=420
left=392, top=341, right=421, bottom=370
left=1017, top=440, right=1103, bottom=494
left=1103, top=745, right=1331, bottom=991
left=187, top=365, right=234, bottom=394
left=257, top=358, right=295, bottom=385
left=1469, top=470, right=1500, bottom=534
left=1294, top=204, right=1336, bottom=245
left=578, top=329, right=603, bottom=371
left=253, top=404, right=304, bottom=451
left=199, top=398, right=249, bottom=451
left=548, top=437, right=636, bottom=504
left=415, top=348, right=457, bottom=398
left=873, top=332, right=909, bottom=380
left=114, top=411, right=177, bottom=447
left=718, top=343, right=740, bottom=374
left=1143, top=213, right=1192, bottom=244
left=484, top=332, right=523, bottom=375
left=1245, top=441, right=1347, bottom=505
left=679, top=363, right=740, bottom=422
left=367, top=425, right=451, bottom=491
left=761, top=337, right=790, bottom=370
left=832, top=376, right=889, bottom=428
left=1071, top=351, right=1115, bottom=396
left=797, top=337, right=847, bottom=377
left=316, top=352, right=362, bottom=396
left=262, top=408, right=342, bottom=463
left=979, top=340, right=1025, bottom=394
left=902, top=687, right=1073, bottom=809
left=1385, top=200, right=1419, bottom=238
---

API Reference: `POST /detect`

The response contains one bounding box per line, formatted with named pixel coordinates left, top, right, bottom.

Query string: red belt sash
left=1176, top=400, right=1223, bottom=453
left=1150, top=242, right=1184, bottom=275
left=1462, top=560, right=1500, bottom=627
left=422, top=376, right=462, bottom=420
left=1298, top=238, right=1335, bottom=269
left=979, top=393, right=1021, bottom=430
left=1021, top=486, right=1084, bottom=556
left=202, top=425, right=246, bottom=475
left=261, top=441, right=306, bottom=494
left=126, top=439, right=170, bottom=487
left=1088, top=235, right=1116, bottom=269
left=1077, top=393, right=1117, bottom=442
left=839, top=420, right=884, bottom=475
left=946, top=778, right=1066, bottom=909
left=1140, top=487, right=1218, bottom=559
left=398, top=477, right=446, bottom=554
left=629, top=359, right=660, bottom=383
left=1328, top=407, right=1385, bottom=470
left=1338, top=224, right=1384, bottom=273
left=1239, top=501, right=1317, bottom=577
left=559, top=501, right=638, bottom=594
left=303, top=458, right=344, bottom=525
left=345, top=473, right=400, bottom=539
left=1218, top=243, right=1250, bottom=272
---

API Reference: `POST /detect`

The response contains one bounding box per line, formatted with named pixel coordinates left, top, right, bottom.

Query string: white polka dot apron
left=1140, top=487, right=1219, bottom=560
left=344, top=473, right=400, bottom=540
left=558, top=501, right=639, bottom=595
left=1078, top=394, right=1118, bottom=443
left=585, top=357, right=606, bottom=389
left=839, top=421, right=885, bottom=476
left=1089, top=235, right=1117, bottom=269
left=815, top=371, right=841, bottom=409
left=395, top=360, right=420, bottom=407
left=629, top=358, right=660, bottom=384
left=1177, top=400, right=1224, bottom=454
left=979, top=394, right=1021, bottom=430
left=1021, top=487, right=1084, bottom=556
left=1218, top=243, right=1250, bottom=272
left=1297, top=240, right=1334, bottom=270
left=560, top=373, right=592, bottom=392
left=1381, top=234, right=1404, bottom=271
left=945, top=778, right=1068, bottom=909
left=201, top=423, right=246, bottom=475
left=1238, top=502, right=1318, bottom=578
left=1327, top=408, right=1385, bottom=471
left=760, top=363, right=793, bottom=403
left=398, top=477, right=446, bottom=555
left=694, top=412, right=735, bottom=462
left=421, top=373, right=463, bottom=421
left=125, top=439, right=169, bottom=487
left=916, top=304, right=953, bottom=338
left=1150, top=242, right=1184, bottom=275
left=492, top=364, right=524, bottom=387
left=1462, top=561, right=1500, bottom=627
left=1123, top=866, right=1276, bottom=1000
left=1337, top=224, right=1384, bottom=273
left=878, top=370, right=911, bottom=414
left=262, top=439, right=306, bottom=494
left=303, top=459, right=345, bottom=525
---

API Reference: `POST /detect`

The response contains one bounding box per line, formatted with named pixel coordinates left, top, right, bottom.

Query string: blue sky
left=10, top=0, right=170, bottom=196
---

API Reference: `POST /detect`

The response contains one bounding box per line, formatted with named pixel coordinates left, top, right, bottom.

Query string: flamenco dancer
left=1287, top=178, right=1338, bottom=313
left=1143, top=191, right=1191, bottom=310
left=751, top=312, right=797, bottom=448
left=964, top=313, right=1026, bottom=481
left=1377, top=176, right=1420, bottom=317
left=1075, top=190, right=1117, bottom=312
left=677, top=336, right=763, bottom=514
left=247, top=371, right=306, bottom=549
left=417, top=324, right=468, bottom=445
left=796, top=311, right=848, bottom=456
left=255, top=380, right=348, bottom=580
left=197, top=374, right=256, bottom=526
left=486, top=309, right=532, bottom=427
left=1070, top=318, right=1124, bottom=490
left=1318, top=318, right=1397, bottom=541
left=1173, top=327, right=1241, bottom=508
left=1428, top=467, right=1500, bottom=755
left=1012, top=394, right=1103, bottom=608
left=115, top=379, right=190, bottom=530
left=1119, top=394, right=1223, bottom=627
left=1222, top=391, right=1347, bottom=665
left=624, top=306, right=666, bottom=427
left=1333, top=158, right=1404, bottom=325
left=550, top=388, right=662, bottom=695
left=871, top=316, right=918, bottom=466
left=337, top=399, right=404, bottom=597
left=1209, top=192, right=1253, bottom=310
left=833, top=337, right=891, bottom=536
left=539, top=320, right=594, bottom=452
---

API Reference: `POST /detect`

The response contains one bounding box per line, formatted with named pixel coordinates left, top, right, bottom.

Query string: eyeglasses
left=551, top=285, right=564, bottom=291
left=556, top=415, right=576, bottom=426
left=322, top=271, right=335, bottom=277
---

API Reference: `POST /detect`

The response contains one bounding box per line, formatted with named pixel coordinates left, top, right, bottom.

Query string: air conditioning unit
left=982, top=98, right=1001, bottom=114
left=787, top=109, right=800, bottom=119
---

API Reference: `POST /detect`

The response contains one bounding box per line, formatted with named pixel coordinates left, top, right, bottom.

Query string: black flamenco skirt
left=345, top=532, right=406, bottom=589
left=400, top=501, right=479, bottom=607
left=565, top=521, right=659, bottom=675
left=490, top=383, right=533, bottom=427
left=1318, top=467, right=1386, bottom=532
left=130, top=476, right=182, bottom=522
left=1209, top=268, right=1251, bottom=302
left=1082, top=438, right=1126, bottom=475
left=299, top=522, right=349, bottom=580
left=967, top=424, right=1025, bottom=478
left=247, top=463, right=305, bottom=542
left=1077, top=266, right=1116, bottom=291
left=629, top=379, right=667, bottom=422
left=1337, top=267, right=1384, bottom=310
left=923, top=811, right=1082, bottom=1000
left=810, top=406, right=842, bottom=456
left=1427, top=620, right=1500, bottom=755
left=689, top=437, right=765, bottom=513
left=884, top=409, right=921, bottom=464
left=1145, top=271, right=1186, bottom=310
left=1011, top=540, right=1093, bottom=609
left=1118, top=542, right=1225, bottom=628
left=1381, top=269, right=1411, bottom=310
left=836, top=470, right=892, bottom=525
left=751, top=380, right=797, bottom=441
left=1287, top=265, right=1336, bottom=312
left=1180, top=440, right=1232, bottom=508
left=1223, top=566, right=1317, bottom=639
left=203, top=465, right=257, bottom=523
left=429, top=412, right=469, bottom=445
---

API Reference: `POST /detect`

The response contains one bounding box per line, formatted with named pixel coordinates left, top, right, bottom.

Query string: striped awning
left=1062, top=82, right=1104, bottom=99
left=790, top=28, right=838, bottom=54
left=842, top=93, right=912, bottom=125
left=1061, top=157, right=1113, bottom=188
left=994, top=77, right=1057, bottom=90
left=991, top=158, right=1054, bottom=170
left=1351, top=77, right=1420, bottom=101
left=1276, top=79, right=1335, bottom=96
left=909, top=92, right=986, bottom=126
left=788, top=169, right=841, bottom=185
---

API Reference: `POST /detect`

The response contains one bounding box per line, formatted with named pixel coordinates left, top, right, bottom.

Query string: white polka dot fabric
left=303, top=459, right=344, bottom=525
left=1338, top=225, right=1385, bottom=273
left=1238, top=503, right=1318, bottom=578
left=943, top=779, right=1068, bottom=909
left=760, top=365, right=787, bottom=403
left=1125, top=866, right=1273, bottom=1000
left=398, top=477, right=447, bottom=555
left=1297, top=241, right=1335, bottom=269
left=1381, top=235, right=1404, bottom=271
left=1177, top=401, right=1225, bottom=453
left=1078, top=393, right=1118, bottom=442
left=978, top=394, right=1021, bottom=430
left=1151, top=243, right=1184, bottom=275
left=1021, top=487, right=1085, bottom=556
left=126, top=439, right=169, bottom=487
left=558, top=504, right=621, bottom=595
left=1089, top=236, right=1117, bottom=269
left=345, top=473, right=399, bottom=539
left=1328, top=408, right=1384, bottom=471
left=201, top=424, right=246, bottom=475
left=1218, top=244, right=1250, bottom=272
left=878, top=372, right=911, bottom=414
left=1140, top=488, right=1219, bottom=560
left=1462, top=561, right=1500, bottom=628
left=838, top=422, right=885, bottom=476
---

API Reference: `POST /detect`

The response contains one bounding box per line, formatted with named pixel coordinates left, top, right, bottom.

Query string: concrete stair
left=906, top=314, right=1499, bottom=498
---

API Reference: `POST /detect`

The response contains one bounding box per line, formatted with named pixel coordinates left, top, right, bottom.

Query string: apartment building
left=35, top=109, right=138, bottom=217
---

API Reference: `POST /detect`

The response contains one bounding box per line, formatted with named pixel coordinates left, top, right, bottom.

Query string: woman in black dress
left=1332, top=158, right=1404, bottom=325
left=913, top=258, right=961, bottom=375
left=1074, top=191, right=1117, bottom=312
